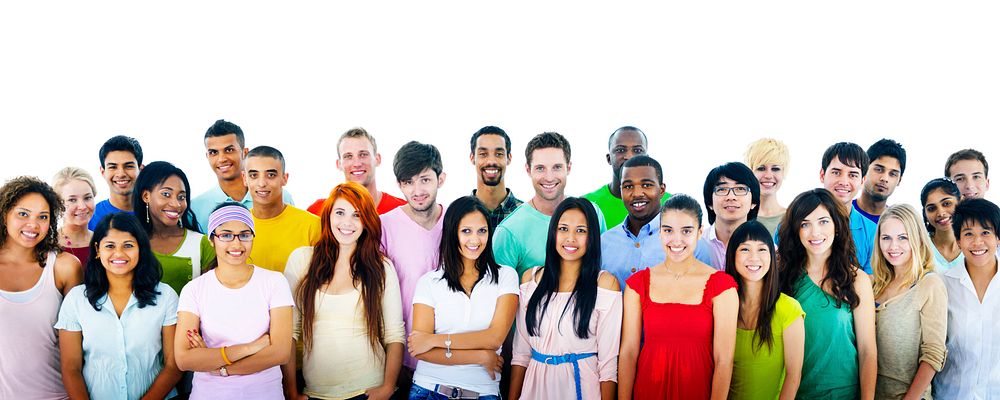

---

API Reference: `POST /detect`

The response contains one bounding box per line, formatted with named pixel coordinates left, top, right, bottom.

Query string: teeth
left=227, top=250, right=244, bottom=256
left=563, top=246, right=578, bottom=252
left=351, top=171, right=365, bottom=175
left=21, top=231, right=38, bottom=238
left=971, top=249, right=988, bottom=256
left=745, top=265, right=762, bottom=271
left=631, top=201, right=648, bottom=208
left=761, top=182, right=775, bottom=187
left=466, top=246, right=480, bottom=251
left=808, top=239, right=824, bottom=245
left=163, top=211, right=180, bottom=219
left=541, top=183, right=557, bottom=189
left=936, top=217, right=951, bottom=225
left=668, top=246, right=685, bottom=252
left=484, top=168, right=498, bottom=174
left=338, top=229, right=355, bottom=235
left=111, top=260, right=127, bottom=264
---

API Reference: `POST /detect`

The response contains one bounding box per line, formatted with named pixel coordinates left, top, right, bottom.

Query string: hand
left=478, top=350, right=503, bottom=380
left=364, top=383, right=396, bottom=400
left=187, top=329, right=207, bottom=349
left=407, top=331, right=436, bottom=357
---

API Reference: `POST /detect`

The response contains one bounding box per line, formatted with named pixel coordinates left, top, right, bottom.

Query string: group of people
left=0, top=120, right=997, bottom=400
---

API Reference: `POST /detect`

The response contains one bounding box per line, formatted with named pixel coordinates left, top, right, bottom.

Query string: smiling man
left=89, top=135, right=144, bottom=230
left=819, top=142, right=877, bottom=274
left=307, top=127, right=405, bottom=216
left=699, top=162, right=760, bottom=270
left=190, top=119, right=294, bottom=233
left=854, top=139, right=906, bottom=223
left=584, top=126, right=667, bottom=230
left=945, top=148, right=991, bottom=200
left=243, top=146, right=320, bottom=273
left=469, top=126, right=522, bottom=230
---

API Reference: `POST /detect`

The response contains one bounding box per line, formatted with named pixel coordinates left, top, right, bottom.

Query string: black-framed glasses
left=713, top=186, right=751, bottom=196
left=213, top=232, right=255, bottom=242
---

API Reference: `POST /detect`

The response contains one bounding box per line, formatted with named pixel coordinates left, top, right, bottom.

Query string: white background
left=1, top=2, right=998, bottom=218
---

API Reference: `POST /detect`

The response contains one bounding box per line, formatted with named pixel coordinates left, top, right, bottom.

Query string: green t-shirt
left=730, top=294, right=805, bottom=400
left=794, top=273, right=860, bottom=399
left=155, top=230, right=215, bottom=295
left=582, top=184, right=670, bottom=231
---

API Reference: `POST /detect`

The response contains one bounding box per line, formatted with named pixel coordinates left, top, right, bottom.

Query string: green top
left=730, top=294, right=805, bottom=400
left=793, top=273, right=860, bottom=399
left=583, top=184, right=669, bottom=231
left=155, top=230, right=215, bottom=295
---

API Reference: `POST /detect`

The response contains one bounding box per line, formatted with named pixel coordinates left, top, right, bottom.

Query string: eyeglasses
left=713, top=186, right=751, bottom=196
left=213, top=232, right=255, bottom=242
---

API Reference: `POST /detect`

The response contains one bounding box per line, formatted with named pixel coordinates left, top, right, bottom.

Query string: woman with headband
left=173, top=202, right=294, bottom=399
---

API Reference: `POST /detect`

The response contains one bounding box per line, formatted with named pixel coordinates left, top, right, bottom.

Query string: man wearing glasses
left=698, top=162, right=761, bottom=270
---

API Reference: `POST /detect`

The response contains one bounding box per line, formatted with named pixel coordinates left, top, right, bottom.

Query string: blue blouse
left=55, top=283, right=178, bottom=400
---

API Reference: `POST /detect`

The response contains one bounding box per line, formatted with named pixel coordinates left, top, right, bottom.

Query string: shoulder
left=54, top=251, right=83, bottom=283
left=918, top=272, right=947, bottom=293
left=776, top=294, right=804, bottom=316
left=497, top=265, right=518, bottom=281
left=64, top=284, right=87, bottom=301
left=155, top=282, right=179, bottom=301
left=417, top=268, right=445, bottom=285
left=708, top=270, right=738, bottom=291
left=285, top=206, right=319, bottom=222
left=520, top=266, right=542, bottom=285
left=597, top=271, right=621, bottom=291
left=582, top=185, right=607, bottom=200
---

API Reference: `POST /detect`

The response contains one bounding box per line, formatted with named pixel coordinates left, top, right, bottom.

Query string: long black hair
left=525, top=197, right=602, bottom=339
left=86, top=212, right=163, bottom=311
left=439, top=196, right=500, bottom=292
left=919, top=178, right=961, bottom=235
left=725, top=220, right=780, bottom=352
left=778, top=189, right=861, bottom=309
left=132, top=161, right=200, bottom=234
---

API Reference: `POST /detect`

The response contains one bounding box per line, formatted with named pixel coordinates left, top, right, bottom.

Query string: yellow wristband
left=221, top=346, right=233, bottom=366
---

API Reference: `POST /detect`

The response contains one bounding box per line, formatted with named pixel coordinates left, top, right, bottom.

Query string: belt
left=434, top=383, right=480, bottom=399
left=530, top=348, right=597, bottom=400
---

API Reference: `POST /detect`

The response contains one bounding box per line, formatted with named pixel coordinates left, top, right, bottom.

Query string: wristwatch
left=219, top=366, right=229, bottom=377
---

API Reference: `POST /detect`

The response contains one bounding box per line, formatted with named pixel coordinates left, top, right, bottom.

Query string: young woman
left=510, top=197, right=621, bottom=400
left=744, top=138, right=790, bottom=236
left=174, top=202, right=293, bottom=400
left=133, top=161, right=214, bottom=294
left=52, top=167, right=97, bottom=263
left=619, top=194, right=738, bottom=400
left=56, top=213, right=182, bottom=399
left=920, top=178, right=964, bottom=271
left=406, top=196, right=518, bottom=400
left=700, top=162, right=761, bottom=269
left=778, top=189, right=877, bottom=400
left=871, top=204, right=947, bottom=399
left=933, top=198, right=1000, bottom=398
left=725, top=220, right=804, bottom=400
left=0, top=176, right=83, bottom=399
left=284, top=182, right=404, bottom=400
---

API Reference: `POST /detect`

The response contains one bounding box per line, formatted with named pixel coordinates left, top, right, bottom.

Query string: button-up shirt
left=55, top=283, right=178, bottom=400
left=700, top=224, right=727, bottom=270
left=933, top=261, right=1000, bottom=399
left=472, top=188, right=523, bottom=231
left=601, top=215, right=666, bottom=287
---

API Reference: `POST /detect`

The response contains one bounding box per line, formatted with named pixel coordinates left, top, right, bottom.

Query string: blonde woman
left=51, top=167, right=98, bottom=262
left=872, top=204, right=947, bottom=399
left=744, top=138, right=789, bottom=236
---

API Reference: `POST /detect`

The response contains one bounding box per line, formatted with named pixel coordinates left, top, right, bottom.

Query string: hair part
left=660, top=193, right=703, bottom=228
left=945, top=148, right=989, bottom=178
left=725, top=220, right=781, bottom=352
left=98, top=135, right=143, bottom=167
left=86, top=213, right=163, bottom=311
left=866, top=138, right=907, bottom=176
left=702, top=162, right=760, bottom=225
left=871, top=204, right=936, bottom=298
left=919, top=178, right=961, bottom=235
left=439, top=196, right=501, bottom=293
left=393, top=141, right=443, bottom=182
left=0, top=176, right=64, bottom=266
left=524, top=132, right=571, bottom=166
left=821, top=142, right=869, bottom=177
left=204, top=119, right=245, bottom=149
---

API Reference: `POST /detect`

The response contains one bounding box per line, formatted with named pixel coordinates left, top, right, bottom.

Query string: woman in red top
left=619, top=194, right=739, bottom=400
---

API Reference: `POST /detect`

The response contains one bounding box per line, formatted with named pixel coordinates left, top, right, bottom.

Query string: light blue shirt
left=601, top=215, right=716, bottom=288
left=934, top=260, right=1000, bottom=399
left=190, top=185, right=294, bottom=233
left=55, top=283, right=179, bottom=400
left=930, top=244, right=964, bottom=272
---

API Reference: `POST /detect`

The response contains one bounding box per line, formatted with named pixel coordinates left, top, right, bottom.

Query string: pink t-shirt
left=379, top=205, right=444, bottom=369
left=177, top=266, right=294, bottom=400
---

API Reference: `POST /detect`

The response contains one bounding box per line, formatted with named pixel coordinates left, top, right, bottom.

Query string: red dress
left=626, top=269, right=737, bottom=400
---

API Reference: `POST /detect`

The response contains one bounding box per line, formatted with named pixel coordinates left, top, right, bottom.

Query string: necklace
left=665, top=263, right=694, bottom=280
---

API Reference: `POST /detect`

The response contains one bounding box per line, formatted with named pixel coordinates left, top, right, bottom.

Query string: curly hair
left=0, top=176, right=65, bottom=266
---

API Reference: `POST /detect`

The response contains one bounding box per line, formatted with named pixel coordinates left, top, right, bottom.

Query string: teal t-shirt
left=583, top=185, right=669, bottom=231
left=730, top=294, right=805, bottom=400
left=794, top=274, right=860, bottom=399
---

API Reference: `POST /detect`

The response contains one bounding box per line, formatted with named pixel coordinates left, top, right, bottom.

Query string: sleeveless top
left=0, top=251, right=69, bottom=400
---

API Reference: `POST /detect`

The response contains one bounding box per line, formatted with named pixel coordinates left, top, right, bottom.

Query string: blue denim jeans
left=408, top=384, right=501, bottom=400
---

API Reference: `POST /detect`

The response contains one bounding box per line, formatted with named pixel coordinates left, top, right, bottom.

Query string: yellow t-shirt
left=250, top=205, right=321, bottom=273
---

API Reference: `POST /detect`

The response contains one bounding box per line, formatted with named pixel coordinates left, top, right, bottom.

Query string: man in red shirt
left=307, top=127, right=406, bottom=215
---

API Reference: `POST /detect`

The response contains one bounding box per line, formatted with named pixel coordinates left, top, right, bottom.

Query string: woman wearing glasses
left=698, top=162, right=761, bottom=270
left=174, top=202, right=294, bottom=400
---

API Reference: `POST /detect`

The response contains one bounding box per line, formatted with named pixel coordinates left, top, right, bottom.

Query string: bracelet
left=220, top=346, right=233, bottom=366
left=444, top=334, right=452, bottom=359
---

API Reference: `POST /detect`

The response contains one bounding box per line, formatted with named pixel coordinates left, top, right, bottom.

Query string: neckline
left=646, top=269, right=716, bottom=306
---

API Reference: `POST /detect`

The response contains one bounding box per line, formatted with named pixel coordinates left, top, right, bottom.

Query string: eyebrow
left=661, top=224, right=696, bottom=229
left=247, top=169, right=279, bottom=174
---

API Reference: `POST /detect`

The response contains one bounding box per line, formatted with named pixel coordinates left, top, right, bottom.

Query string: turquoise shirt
left=793, top=274, right=859, bottom=399
left=55, top=283, right=179, bottom=400
left=190, top=185, right=294, bottom=233
left=930, top=244, right=964, bottom=272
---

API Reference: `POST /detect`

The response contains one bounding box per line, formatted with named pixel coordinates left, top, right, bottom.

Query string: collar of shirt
left=943, top=259, right=1000, bottom=300
left=471, top=188, right=521, bottom=213
left=209, top=184, right=254, bottom=206
left=618, top=214, right=660, bottom=240
left=95, top=292, right=139, bottom=316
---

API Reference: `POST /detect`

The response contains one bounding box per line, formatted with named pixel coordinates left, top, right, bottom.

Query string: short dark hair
left=524, top=132, right=571, bottom=166
left=866, top=139, right=907, bottom=175
left=622, top=155, right=663, bottom=185
left=821, top=142, right=869, bottom=177
left=952, top=198, right=1000, bottom=240
left=98, top=135, right=143, bottom=167
left=607, top=126, right=648, bottom=149
left=945, top=148, right=989, bottom=178
left=393, top=141, right=443, bottom=182
left=702, top=162, right=760, bottom=225
left=246, top=146, right=286, bottom=170
left=470, top=126, right=512, bottom=155
left=661, top=193, right=703, bottom=228
left=132, top=161, right=200, bottom=234
left=86, top=213, right=162, bottom=311
left=919, top=178, right=961, bottom=234
left=204, top=119, right=245, bottom=148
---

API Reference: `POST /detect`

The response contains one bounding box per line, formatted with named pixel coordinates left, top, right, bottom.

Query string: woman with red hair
left=284, top=182, right=405, bottom=400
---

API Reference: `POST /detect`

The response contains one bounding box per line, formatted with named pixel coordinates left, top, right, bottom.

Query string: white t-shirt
left=411, top=265, right=519, bottom=396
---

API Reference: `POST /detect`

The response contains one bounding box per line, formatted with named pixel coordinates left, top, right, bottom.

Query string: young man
left=600, top=155, right=670, bottom=286
left=854, top=138, right=906, bottom=222
left=584, top=126, right=668, bottom=230
left=945, top=148, right=990, bottom=200
left=699, top=162, right=761, bottom=270
left=190, top=119, right=294, bottom=232
left=819, top=142, right=878, bottom=274
left=89, top=135, right=143, bottom=230
left=379, top=141, right=446, bottom=377
left=470, top=126, right=522, bottom=230
left=307, top=127, right=406, bottom=215
left=243, top=146, right=320, bottom=273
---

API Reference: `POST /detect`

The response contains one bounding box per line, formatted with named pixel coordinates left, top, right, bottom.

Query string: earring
left=145, top=205, right=151, bottom=224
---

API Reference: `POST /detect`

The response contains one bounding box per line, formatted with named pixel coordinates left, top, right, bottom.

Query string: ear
left=437, top=172, right=447, bottom=188
left=374, top=153, right=382, bottom=167
left=241, top=170, right=249, bottom=187
left=336, top=158, right=343, bottom=171
left=280, top=172, right=289, bottom=186
left=469, top=152, right=475, bottom=165
left=141, top=190, right=151, bottom=203
left=566, top=162, right=572, bottom=174
left=606, top=153, right=612, bottom=165
left=819, top=168, right=827, bottom=183
left=242, top=147, right=249, bottom=157
left=138, top=164, right=144, bottom=171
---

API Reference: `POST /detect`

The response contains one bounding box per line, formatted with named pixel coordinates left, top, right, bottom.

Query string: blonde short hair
left=744, top=138, right=790, bottom=170
left=871, top=204, right=937, bottom=298
left=51, top=167, right=97, bottom=196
